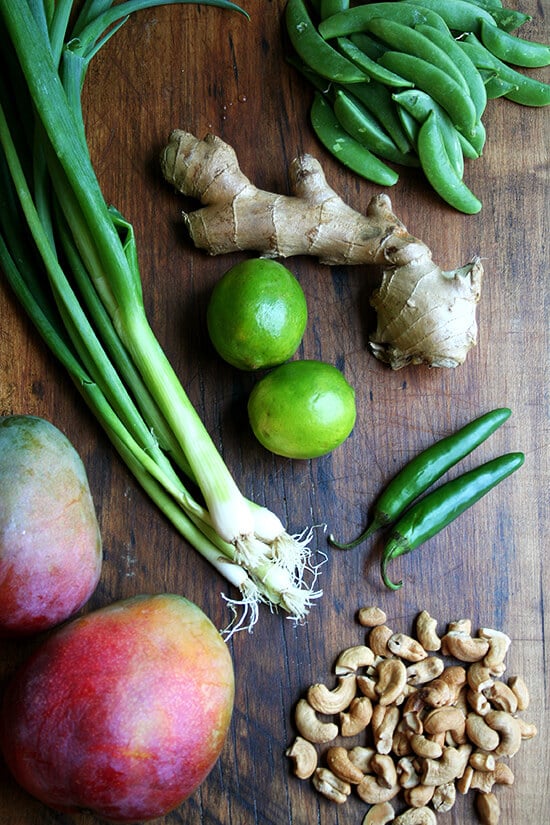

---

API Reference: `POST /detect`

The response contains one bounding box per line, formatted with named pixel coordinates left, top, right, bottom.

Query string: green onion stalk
left=0, top=0, right=323, bottom=633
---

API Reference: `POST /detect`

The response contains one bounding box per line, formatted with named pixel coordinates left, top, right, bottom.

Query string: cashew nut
left=475, top=791, right=500, bottom=825
left=376, top=658, right=407, bottom=706
left=409, top=733, right=443, bottom=760
left=294, top=698, right=339, bottom=744
left=335, top=645, right=376, bottom=675
left=285, top=736, right=318, bottom=779
left=423, top=706, right=466, bottom=736
left=508, top=674, right=530, bottom=710
left=479, top=628, right=511, bottom=669
left=420, top=744, right=472, bottom=786
left=415, top=610, right=441, bottom=651
left=465, top=713, right=500, bottom=751
left=516, top=717, right=537, bottom=740
left=467, top=688, right=491, bottom=716
left=362, top=801, right=395, bottom=825
left=372, top=704, right=400, bottom=754
left=493, top=761, right=514, bottom=785
left=312, top=767, right=351, bottom=803
left=432, top=780, right=456, bottom=812
left=484, top=709, right=522, bottom=756
left=326, top=746, right=364, bottom=784
left=407, top=655, right=444, bottom=686
left=358, top=606, right=387, bottom=627
left=357, top=674, right=378, bottom=700
left=438, top=665, right=467, bottom=701
left=483, top=681, right=518, bottom=714
left=307, top=675, right=357, bottom=714
left=340, top=696, right=373, bottom=737
left=356, top=774, right=400, bottom=804
left=420, top=677, right=452, bottom=708
left=403, top=783, right=435, bottom=808
left=348, top=745, right=376, bottom=773
left=369, top=624, right=394, bottom=657
left=467, top=662, right=494, bottom=693
left=396, top=756, right=421, bottom=789
left=393, top=805, right=437, bottom=824
left=388, top=632, right=428, bottom=662
left=441, top=631, right=489, bottom=662
left=370, top=753, right=398, bottom=789
left=469, top=750, right=496, bottom=773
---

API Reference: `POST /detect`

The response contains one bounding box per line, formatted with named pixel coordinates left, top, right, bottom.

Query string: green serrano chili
left=417, top=111, right=482, bottom=213
left=330, top=407, right=512, bottom=549
left=479, top=19, right=550, bottom=69
left=310, top=91, right=400, bottom=185
left=381, top=451, right=525, bottom=590
left=285, top=0, right=368, bottom=83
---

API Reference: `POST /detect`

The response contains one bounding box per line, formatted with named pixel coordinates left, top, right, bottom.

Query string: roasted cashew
left=432, top=780, right=456, bottom=813
left=294, top=698, right=339, bottom=744
left=415, top=610, right=441, bottom=652
left=372, top=704, right=400, bottom=754
left=483, top=681, right=518, bottom=714
left=403, top=783, right=435, bottom=808
left=448, top=618, right=472, bottom=634
left=356, top=774, right=400, bottom=804
left=285, top=736, right=318, bottom=779
left=420, top=744, right=472, bottom=786
left=348, top=745, right=375, bottom=773
left=493, top=761, right=514, bottom=785
left=479, top=628, right=511, bottom=669
left=420, top=678, right=452, bottom=708
left=307, top=675, right=357, bottom=714
left=438, top=665, right=467, bottom=701
left=312, top=767, right=351, bottom=803
left=394, top=804, right=437, bottom=824
left=423, top=706, right=466, bottom=736
left=467, top=662, right=494, bottom=693
left=396, top=756, right=421, bottom=789
left=370, top=753, right=398, bottom=789
left=340, top=696, right=373, bottom=737
left=516, top=717, right=537, bottom=740
left=469, top=750, right=496, bottom=773
left=369, top=624, right=394, bottom=657
left=388, top=632, right=428, bottom=663
left=376, top=658, right=408, bottom=706
left=484, top=709, right=522, bottom=756
left=362, top=801, right=395, bottom=825
left=326, top=746, right=364, bottom=784
left=407, top=655, right=444, bottom=686
left=465, top=713, right=500, bottom=751
left=442, top=631, right=489, bottom=662
left=467, top=688, right=491, bottom=716
left=358, top=606, right=387, bottom=627
left=508, top=674, right=530, bottom=710
left=357, top=674, right=378, bottom=700
left=409, top=733, right=443, bottom=760
left=335, top=645, right=376, bottom=675
left=475, top=791, right=500, bottom=825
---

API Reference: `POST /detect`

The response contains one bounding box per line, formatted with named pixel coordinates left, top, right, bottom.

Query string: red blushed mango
left=0, top=415, right=102, bottom=635
left=0, top=594, right=235, bottom=822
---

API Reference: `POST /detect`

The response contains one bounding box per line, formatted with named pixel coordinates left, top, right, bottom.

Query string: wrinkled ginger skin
left=161, top=130, right=483, bottom=369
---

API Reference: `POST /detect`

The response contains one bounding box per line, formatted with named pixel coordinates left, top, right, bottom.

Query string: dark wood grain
left=0, top=2, right=548, bottom=823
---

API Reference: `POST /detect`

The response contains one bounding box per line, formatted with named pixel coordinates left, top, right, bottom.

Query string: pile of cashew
left=286, top=608, right=536, bottom=825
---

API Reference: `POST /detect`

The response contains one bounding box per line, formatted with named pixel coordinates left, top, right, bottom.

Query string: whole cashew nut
left=285, top=736, right=318, bottom=779
left=415, top=610, right=441, bottom=652
left=423, top=706, right=466, bottom=736
left=294, top=698, right=338, bottom=744
left=484, top=710, right=522, bottom=756
left=307, top=675, right=357, bottom=714
left=407, top=656, right=445, bottom=686
left=335, top=645, right=376, bottom=675
left=393, top=804, right=437, bottom=824
left=357, top=774, right=400, bottom=804
left=388, top=632, right=428, bottom=662
left=326, top=746, right=364, bottom=784
left=358, top=606, right=387, bottom=627
left=420, top=744, right=472, bottom=786
left=376, top=658, right=408, bottom=706
left=370, top=753, right=398, bottom=789
left=465, top=713, right=500, bottom=751
left=369, top=624, right=394, bottom=657
left=475, top=791, right=500, bottom=825
left=340, top=696, right=373, bottom=737
left=442, top=631, right=490, bottom=662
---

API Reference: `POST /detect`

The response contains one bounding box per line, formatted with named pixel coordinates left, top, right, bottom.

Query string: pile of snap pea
left=285, top=0, right=550, bottom=213
left=329, top=408, right=525, bottom=590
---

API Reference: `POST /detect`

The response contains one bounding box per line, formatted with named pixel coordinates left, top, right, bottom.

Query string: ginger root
left=161, top=130, right=482, bottom=369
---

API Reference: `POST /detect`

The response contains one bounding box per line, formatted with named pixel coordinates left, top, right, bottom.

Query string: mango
left=0, top=415, right=102, bottom=635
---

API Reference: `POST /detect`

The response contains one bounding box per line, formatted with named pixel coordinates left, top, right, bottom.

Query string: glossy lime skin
left=248, top=359, right=356, bottom=459
left=207, top=258, right=307, bottom=371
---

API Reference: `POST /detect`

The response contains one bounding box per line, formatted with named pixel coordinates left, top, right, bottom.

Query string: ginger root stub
left=286, top=608, right=536, bottom=824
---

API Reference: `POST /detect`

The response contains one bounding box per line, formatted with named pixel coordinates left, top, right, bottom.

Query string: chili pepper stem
left=328, top=520, right=379, bottom=549
left=381, top=550, right=403, bottom=591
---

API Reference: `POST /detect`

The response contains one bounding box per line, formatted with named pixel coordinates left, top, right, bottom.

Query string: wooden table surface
left=0, top=2, right=548, bottom=823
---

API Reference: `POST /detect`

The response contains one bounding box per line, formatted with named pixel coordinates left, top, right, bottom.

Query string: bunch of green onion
left=0, top=0, right=323, bottom=633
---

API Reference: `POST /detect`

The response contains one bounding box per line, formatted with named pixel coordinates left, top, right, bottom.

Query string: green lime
left=206, top=258, right=308, bottom=371
left=247, top=360, right=356, bottom=459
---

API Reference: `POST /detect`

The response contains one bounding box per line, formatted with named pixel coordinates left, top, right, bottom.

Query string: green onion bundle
left=0, top=0, right=323, bottom=633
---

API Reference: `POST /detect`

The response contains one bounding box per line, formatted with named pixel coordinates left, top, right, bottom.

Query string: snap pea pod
left=319, top=0, right=349, bottom=21
left=336, top=34, right=415, bottom=87
left=479, top=68, right=520, bottom=99
left=345, top=76, right=414, bottom=153
left=479, top=18, right=550, bottom=69
left=380, top=451, right=525, bottom=590
left=318, top=2, right=450, bottom=39
left=309, top=91, right=400, bottom=185
left=333, top=88, right=420, bottom=166
left=365, top=16, right=471, bottom=95
left=402, top=0, right=530, bottom=35
left=459, top=34, right=550, bottom=106
left=417, top=111, right=482, bottom=213
left=414, top=23, right=488, bottom=120
left=330, top=407, right=512, bottom=549
left=378, top=51, right=478, bottom=136
left=393, top=89, right=465, bottom=178
left=285, top=0, right=368, bottom=83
